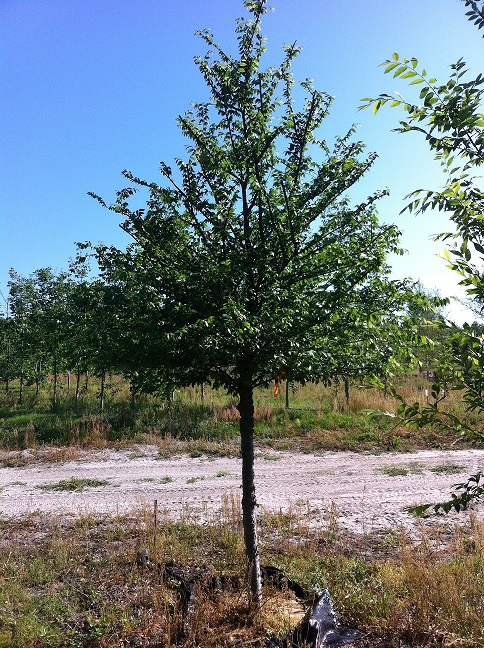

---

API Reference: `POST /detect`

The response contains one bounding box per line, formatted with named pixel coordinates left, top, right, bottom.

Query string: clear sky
left=1, top=0, right=482, bottom=321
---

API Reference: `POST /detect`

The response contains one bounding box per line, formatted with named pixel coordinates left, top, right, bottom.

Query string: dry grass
left=0, top=499, right=482, bottom=647
left=0, top=376, right=482, bottom=645
left=1, top=375, right=481, bottom=457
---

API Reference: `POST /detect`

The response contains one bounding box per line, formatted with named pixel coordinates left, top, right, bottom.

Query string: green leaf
left=372, top=99, right=383, bottom=114
left=401, top=71, right=417, bottom=79
left=393, top=65, right=408, bottom=78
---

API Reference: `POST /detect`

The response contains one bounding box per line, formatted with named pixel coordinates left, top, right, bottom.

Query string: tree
left=360, top=0, right=484, bottom=511
left=91, top=0, right=409, bottom=602
left=0, top=290, right=14, bottom=393
left=7, top=268, right=71, bottom=408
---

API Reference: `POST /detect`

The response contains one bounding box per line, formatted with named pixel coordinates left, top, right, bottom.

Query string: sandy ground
left=1, top=446, right=483, bottom=534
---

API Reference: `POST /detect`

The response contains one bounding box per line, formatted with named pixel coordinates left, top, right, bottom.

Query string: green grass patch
left=261, top=453, right=281, bottom=461
left=379, top=462, right=425, bottom=477
left=430, top=463, right=464, bottom=474
left=379, top=465, right=409, bottom=477
left=38, top=478, right=111, bottom=492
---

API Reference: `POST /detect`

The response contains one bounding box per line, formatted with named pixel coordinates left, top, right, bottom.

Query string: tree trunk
left=75, top=367, right=81, bottom=405
left=237, top=383, right=262, bottom=606
left=19, top=369, right=24, bottom=405
left=100, top=370, right=106, bottom=412
left=344, top=377, right=350, bottom=406
left=285, top=380, right=290, bottom=409
left=332, top=382, right=338, bottom=411
left=53, top=354, right=58, bottom=412
left=35, top=361, right=41, bottom=397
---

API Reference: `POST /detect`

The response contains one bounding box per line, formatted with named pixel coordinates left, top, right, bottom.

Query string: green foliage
left=89, top=0, right=421, bottom=601
left=410, top=471, right=484, bottom=515
left=90, top=1, right=413, bottom=396
left=361, top=0, right=484, bottom=509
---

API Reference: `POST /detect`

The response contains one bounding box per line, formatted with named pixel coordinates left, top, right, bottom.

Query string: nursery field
left=0, top=375, right=479, bottom=454
left=0, top=377, right=483, bottom=647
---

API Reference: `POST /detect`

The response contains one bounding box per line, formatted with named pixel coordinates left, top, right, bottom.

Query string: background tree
left=0, top=291, right=14, bottom=393
left=360, top=0, right=484, bottom=511
left=7, top=269, right=72, bottom=409
left=91, top=0, right=412, bottom=602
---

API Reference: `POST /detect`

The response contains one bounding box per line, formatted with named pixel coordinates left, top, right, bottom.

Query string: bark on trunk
left=344, top=377, right=350, bottom=406
left=19, top=370, right=24, bottom=405
left=75, top=367, right=81, bottom=405
left=285, top=380, right=290, bottom=409
left=100, top=370, right=106, bottom=412
left=53, top=355, right=58, bottom=412
left=237, top=383, right=262, bottom=606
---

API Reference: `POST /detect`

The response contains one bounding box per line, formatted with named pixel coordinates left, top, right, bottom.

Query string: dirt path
left=1, top=447, right=483, bottom=533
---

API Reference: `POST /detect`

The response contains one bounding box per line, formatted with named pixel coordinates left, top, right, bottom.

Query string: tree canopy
left=360, top=0, right=484, bottom=513
left=88, top=0, right=423, bottom=601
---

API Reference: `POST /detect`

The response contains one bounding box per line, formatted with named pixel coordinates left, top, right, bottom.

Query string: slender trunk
left=75, top=367, right=81, bottom=405
left=285, top=380, right=290, bottom=409
left=332, top=382, right=338, bottom=411
left=53, top=354, right=58, bottom=412
left=344, top=377, right=350, bottom=406
left=100, top=370, right=106, bottom=412
left=19, top=369, right=24, bottom=405
left=201, top=382, right=205, bottom=402
left=130, top=383, right=136, bottom=411
left=67, top=371, right=71, bottom=390
left=237, top=383, right=262, bottom=606
left=5, top=336, right=10, bottom=393
left=34, top=361, right=41, bottom=397
left=85, top=370, right=89, bottom=391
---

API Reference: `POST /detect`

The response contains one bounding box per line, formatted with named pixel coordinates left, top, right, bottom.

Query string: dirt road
left=1, top=447, right=483, bottom=533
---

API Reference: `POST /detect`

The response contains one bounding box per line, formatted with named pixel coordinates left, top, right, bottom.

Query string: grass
left=186, top=476, right=204, bottom=484
left=379, top=465, right=409, bottom=476
left=38, top=477, right=111, bottom=492
left=0, top=505, right=482, bottom=647
left=430, top=463, right=465, bottom=474
left=0, top=376, right=483, bottom=646
left=379, top=462, right=425, bottom=477
left=0, top=373, right=481, bottom=457
left=261, top=453, right=281, bottom=461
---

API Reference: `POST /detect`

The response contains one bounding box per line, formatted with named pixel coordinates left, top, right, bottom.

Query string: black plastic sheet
left=140, top=555, right=360, bottom=646
left=263, top=567, right=360, bottom=648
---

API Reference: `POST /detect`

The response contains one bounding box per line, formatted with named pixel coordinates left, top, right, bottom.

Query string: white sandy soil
left=1, top=447, right=483, bottom=533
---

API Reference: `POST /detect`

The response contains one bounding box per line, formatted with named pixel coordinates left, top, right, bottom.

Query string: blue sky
left=1, top=0, right=482, bottom=321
